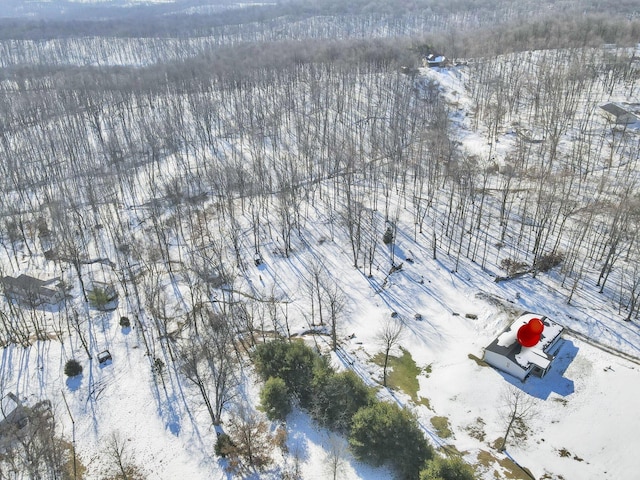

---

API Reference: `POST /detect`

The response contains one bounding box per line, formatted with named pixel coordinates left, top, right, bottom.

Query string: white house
left=483, top=313, right=564, bottom=381
left=423, top=54, right=447, bottom=68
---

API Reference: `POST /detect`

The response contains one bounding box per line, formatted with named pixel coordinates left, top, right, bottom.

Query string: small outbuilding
left=0, top=394, right=53, bottom=450
left=97, top=350, right=112, bottom=365
left=600, top=102, right=640, bottom=125
left=483, top=313, right=564, bottom=381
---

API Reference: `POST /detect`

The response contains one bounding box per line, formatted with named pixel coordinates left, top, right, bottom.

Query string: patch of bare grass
left=371, top=347, right=426, bottom=404
left=466, top=417, right=486, bottom=442
left=476, top=449, right=535, bottom=480
left=430, top=416, right=453, bottom=439
left=468, top=353, right=489, bottom=367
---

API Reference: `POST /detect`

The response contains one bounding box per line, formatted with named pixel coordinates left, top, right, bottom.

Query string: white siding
left=483, top=350, right=528, bottom=381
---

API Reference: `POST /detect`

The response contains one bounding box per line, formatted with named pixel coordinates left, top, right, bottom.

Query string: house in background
left=600, top=102, right=640, bottom=125
left=483, top=313, right=564, bottom=381
left=0, top=393, right=53, bottom=450
left=423, top=53, right=447, bottom=68
left=0, top=274, right=65, bottom=307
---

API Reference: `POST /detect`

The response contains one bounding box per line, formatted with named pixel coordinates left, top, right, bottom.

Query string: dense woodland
left=0, top=0, right=639, bottom=478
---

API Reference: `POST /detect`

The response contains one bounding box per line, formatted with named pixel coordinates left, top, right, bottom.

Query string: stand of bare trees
left=1, top=8, right=640, bottom=477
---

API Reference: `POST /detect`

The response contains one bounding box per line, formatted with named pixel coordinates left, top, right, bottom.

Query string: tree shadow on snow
left=501, top=339, right=578, bottom=400
left=161, top=396, right=181, bottom=436
left=286, top=409, right=393, bottom=479
left=65, top=373, right=83, bottom=392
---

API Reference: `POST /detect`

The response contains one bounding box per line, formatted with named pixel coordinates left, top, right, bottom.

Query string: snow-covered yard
left=1, top=34, right=640, bottom=479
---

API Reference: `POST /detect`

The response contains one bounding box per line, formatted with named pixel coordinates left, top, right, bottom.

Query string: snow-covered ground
left=1, top=50, right=640, bottom=479
left=2, top=222, right=638, bottom=479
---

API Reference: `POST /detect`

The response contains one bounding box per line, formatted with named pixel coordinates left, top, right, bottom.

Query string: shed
left=483, top=313, right=564, bottom=381
left=98, top=350, right=112, bottom=365
left=600, top=103, right=640, bottom=125
left=0, top=394, right=53, bottom=450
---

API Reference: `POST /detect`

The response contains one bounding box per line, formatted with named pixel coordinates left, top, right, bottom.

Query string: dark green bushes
left=420, top=456, right=475, bottom=480
left=64, top=359, right=82, bottom=377
left=311, top=369, right=374, bottom=432
left=259, top=377, right=291, bottom=421
left=253, top=340, right=326, bottom=406
left=253, top=339, right=433, bottom=479
left=350, top=402, right=433, bottom=480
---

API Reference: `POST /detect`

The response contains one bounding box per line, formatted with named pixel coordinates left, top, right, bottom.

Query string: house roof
left=516, top=347, right=552, bottom=370
left=1, top=274, right=62, bottom=304
left=1, top=274, right=47, bottom=291
left=425, top=54, right=446, bottom=64
left=486, top=313, right=563, bottom=371
left=600, top=102, right=640, bottom=121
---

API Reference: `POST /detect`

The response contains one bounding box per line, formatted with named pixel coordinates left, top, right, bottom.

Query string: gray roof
left=1, top=274, right=47, bottom=290
left=1, top=274, right=63, bottom=305
left=600, top=103, right=640, bottom=122
left=600, top=103, right=630, bottom=117
left=485, top=313, right=564, bottom=370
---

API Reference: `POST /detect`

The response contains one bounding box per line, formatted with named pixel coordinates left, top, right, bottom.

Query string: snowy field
left=1, top=219, right=639, bottom=479
left=1, top=46, right=640, bottom=479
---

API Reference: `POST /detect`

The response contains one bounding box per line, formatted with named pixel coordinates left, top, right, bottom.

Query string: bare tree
left=621, top=262, right=640, bottom=322
left=222, top=406, right=275, bottom=476
left=105, top=432, right=144, bottom=480
left=0, top=400, right=69, bottom=480
left=324, top=281, right=347, bottom=351
left=498, top=386, right=536, bottom=451
left=107, top=432, right=131, bottom=480
left=324, top=433, right=348, bottom=480
left=178, top=311, right=239, bottom=426
left=306, top=260, right=326, bottom=327
left=377, top=319, right=404, bottom=387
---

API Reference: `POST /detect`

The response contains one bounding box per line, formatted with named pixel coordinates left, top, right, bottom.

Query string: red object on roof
left=528, top=317, right=544, bottom=335
left=517, top=318, right=545, bottom=347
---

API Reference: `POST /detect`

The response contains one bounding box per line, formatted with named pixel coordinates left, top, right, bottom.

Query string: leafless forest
left=0, top=0, right=639, bottom=477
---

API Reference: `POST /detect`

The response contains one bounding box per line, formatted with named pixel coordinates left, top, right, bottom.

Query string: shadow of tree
left=65, top=373, right=83, bottom=392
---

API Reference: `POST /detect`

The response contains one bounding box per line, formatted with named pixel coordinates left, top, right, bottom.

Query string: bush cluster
left=383, top=227, right=394, bottom=245
left=350, top=401, right=433, bottom=479
left=214, top=433, right=235, bottom=458
left=499, top=257, right=529, bottom=277
left=534, top=251, right=564, bottom=273
left=259, top=377, right=291, bottom=421
left=64, top=359, right=83, bottom=377
left=87, top=287, right=111, bottom=310
left=420, top=456, right=475, bottom=480
left=253, top=340, right=434, bottom=479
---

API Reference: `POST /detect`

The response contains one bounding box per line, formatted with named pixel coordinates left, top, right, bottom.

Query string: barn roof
left=1, top=274, right=47, bottom=290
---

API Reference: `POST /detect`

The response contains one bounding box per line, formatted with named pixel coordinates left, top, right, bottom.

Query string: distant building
left=483, top=313, right=564, bottom=381
left=0, top=394, right=53, bottom=451
left=0, top=393, right=28, bottom=433
left=600, top=102, right=640, bottom=125
left=423, top=53, right=447, bottom=68
left=0, top=274, right=64, bottom=307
